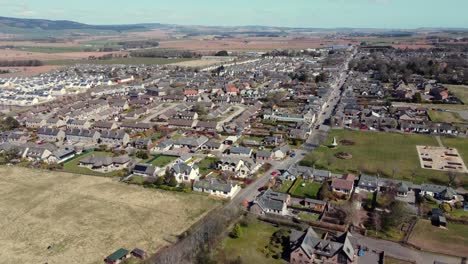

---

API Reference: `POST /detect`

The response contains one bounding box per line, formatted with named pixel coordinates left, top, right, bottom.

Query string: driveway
left=351, top=233, right=463, bottom=264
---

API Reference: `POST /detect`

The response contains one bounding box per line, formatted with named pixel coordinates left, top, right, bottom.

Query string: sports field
left=0, top=166, right=219, bottom=264
left=301, top=130, right=468, bottom=186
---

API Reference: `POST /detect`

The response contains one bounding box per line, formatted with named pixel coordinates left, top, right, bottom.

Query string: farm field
left=447, top=85, right=468, bottom=104
left=300, top=130, right=468, bottom=187
left=0, top=166, right=219, bottom=264
left=408, top=219, right=468, bottom=257
left=45, top=57, right=194, bottom=66
left=441, top=137, right=468, bottom=169
left=427, top=110, right=466, bottom=123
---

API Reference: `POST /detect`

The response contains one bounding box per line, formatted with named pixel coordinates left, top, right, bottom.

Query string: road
left=352, top=232, right=463, bottom=264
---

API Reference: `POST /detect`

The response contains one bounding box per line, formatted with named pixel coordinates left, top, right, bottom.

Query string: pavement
left=352, top=233, right=463, bottom=264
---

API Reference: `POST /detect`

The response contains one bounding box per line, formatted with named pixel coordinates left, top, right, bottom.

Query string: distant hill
left=0, top=16, right=145, bottom=32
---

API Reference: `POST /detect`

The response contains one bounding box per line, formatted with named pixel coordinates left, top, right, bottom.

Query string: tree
left=230, top=223, right=242, bottom=238
left=412, top=92, right=423, bottom=103
left=167, top=175, right=178, bottom=187
left=0, top=116, right=20, bottom=131
left=447, top=171, right=459, bottom=187
left=135, top=150, right=149, bottom=160
left=266, top=91, right=287, bottom=106
left=318, top=181, right=332, bottom=201
left=215, top=50, right=229, bottom=56
left=155, top=176, right=165, bottom=186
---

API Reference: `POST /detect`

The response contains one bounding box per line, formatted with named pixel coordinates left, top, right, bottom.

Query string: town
left=0, top=9, right=467, bottom=264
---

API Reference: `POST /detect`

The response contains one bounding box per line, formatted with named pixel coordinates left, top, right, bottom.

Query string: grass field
left=217, top=220, right=282, bottom=264
left=428, top=110, right=466, bottom=123
left=408, top=219, right=468, bottom=257
left=441, top=137, right=468, bottom=172
left=0, top=166, right=219, bottom=264
left=45, top=57, right=194, bottom=66
left=289, top=179, right=321, bottom=199
left=301, top=130, right=468, bottom=187
left=447, top=85, right=468, bottom=104
left=62, top=151, right=125, bottom=177
left=149, top=155, right=177, bottom=167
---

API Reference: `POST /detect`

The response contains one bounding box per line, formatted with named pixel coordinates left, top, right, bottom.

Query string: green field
left=217, top=220, right=282, bottom=264
left=13, top=46, right=88, bottom=53
left=45, top=57, right=194, bottom=66
left=62, top=151, right=125, bottom=177
left=289, top=179, right=321, bottom=199
left=428, top=110, right=466, bottom=123
left=408, top=219, right=468, bottom=257
left=149, top=155, right=177, bottom=167
left=448, top=85, right=468, bottom=104
left=301, top=130, right=468, bottom=187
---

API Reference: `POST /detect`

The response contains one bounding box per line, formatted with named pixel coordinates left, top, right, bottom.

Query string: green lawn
left=408, top=219, right=468, bottom=257
left=428, top=110, right=466, bottom=123
left=45, top=57, right=194, bottom=66
left=217, top=220, right=282, bottom=264
left=448, top=209, right=468, bottom=221
left=198, top=157, right=219, bottom=176
left=62, top=151, right=125, bottom=177
left=149, top=155, right=177, bottom=167
left=289, top=179, right=321, bottom=199
left=279, top=180, right=293, bottom=193
left=367, top=227, right=405, bottom=242
left=301, top=130, right=468, bottom=187
left=298, top=212, right=320, bottom=222
left=447, top=85, right=468, bottom=104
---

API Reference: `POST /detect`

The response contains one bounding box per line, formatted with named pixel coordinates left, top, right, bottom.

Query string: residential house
left=420, top=184, right=458, bottom=202
left=250, top=189, right=291, bottom=216
left=217, top=157, right=252, bottom=178
left=37, top=127, right=66, bottom=143
left=256, top=150, right=274, bottom=161
left=132, top=163, right=160, bottom=178
left=228, top=146, right=253, bottom=158
left=100, top=130, right=130, bottom=146
left=173, top=136, right=209, bottom=151
left=79, top=154, right=130, bottom=172
left=193, top=179, right=241, bottom=199
left=48, top=147, right=76, bottom=163
left=273, top=145, right=291, bottom=160
left=170, top=163, right=200, bottom=183
left=201, top=139, right=223, bottom=151
left=65, top=129, right=101, bottom=144
left=331, top=174, right=355, bottom=194
left=289, top=228, right=357, bottom=264
left=133, top=138, right=152, bottom=150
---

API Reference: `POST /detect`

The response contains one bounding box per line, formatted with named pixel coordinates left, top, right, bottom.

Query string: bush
left=440, top=203, right=452, bottom=213
left=230, top=223, right=242, bottom=239
left=454, top=201, right=463, bottom=209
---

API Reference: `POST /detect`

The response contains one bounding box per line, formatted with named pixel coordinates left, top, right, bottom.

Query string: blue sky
left=0, top=0, right=467, bottom=28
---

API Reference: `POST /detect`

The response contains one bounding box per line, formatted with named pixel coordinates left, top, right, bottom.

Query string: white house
left=193, top=179, right=241, bottom=199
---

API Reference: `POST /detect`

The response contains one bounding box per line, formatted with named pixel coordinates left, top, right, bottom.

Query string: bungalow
left=193, top=179, right=241, bottom=199
left=251, top=189, right=291, bottom=216
left=331, top=174, right=355, bottom=195
left=93, top=121, right=118, bottom=131
left=132, top=163, right=160, bottom=178
left=45, top=118, right=66, bottom=128
left=133, top=138, right=152, bottom=150
left=256, top=150, right=273, bottom=161
left=167, top=119, right=196, bottom=129
left=66, top=119, right=92, bottom=130
left=176, top=111, right=198, bottom=120
left=79, top=154, right=130, bottom=172
left=173, top=136, right=209, bottom=151
left=195, top=121, right=221, bottom=132
left=104, top=248, right=130, bottom=264
left=48, top=147, right=76, bottom=163
left=0, top=130, right=30, bottom=143
left=170, top=163, right=200, bottom=183
left=152, top=139, right=173, bottom=152
left=25, top=118, right=46, bottom=129
left=120, top=122, right=153, bottom=132
left=201, top=139, right=223, bottom=151
left=421, top=184, right=458, bottom=202
left=24, top=147, right=53, bottom=161
left=228, top=146, right=253, bottom=157
left=273, top=145, right=291, bottom=160
left=312, top=168, right=332, bottom=182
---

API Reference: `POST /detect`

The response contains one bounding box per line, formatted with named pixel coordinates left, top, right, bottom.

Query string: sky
left=0, top=0, right=467, bottom=29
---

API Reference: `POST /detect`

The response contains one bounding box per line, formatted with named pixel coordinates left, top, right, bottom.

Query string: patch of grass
left=45, top=57, right=194, bottom=66
left=279, top=180, right=293, bottom=193
left=217, top=220, right=282, bottom=264
left=428, top=110, right=466, bottom=123
left=62, top=151, right=125, bottom=177
left=408, top=219, right=468, bottom=257
left=367, top=227, right=405, bottom=242
left=301, top=130, right=468, bottom=187
left=198, top=157, right=219, bottom=176
left=149, top=155, right=176, bottom=167
left=448, top=209, right=468, bottom=220
left=13, top=46, right=88, bottom=53
left=297, top=213, right=320, bottom=222
left=289, top=179, right=321, bottom=199
left=447, top=85, right=468, bottom=104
